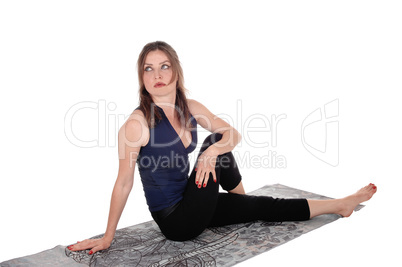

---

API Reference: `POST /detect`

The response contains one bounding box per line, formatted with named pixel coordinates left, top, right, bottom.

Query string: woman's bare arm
left=69, top=111, right=149, bottom=254
left=188, top=99, right=241, bottom=154
left=188, top=99, right=242, bottom=187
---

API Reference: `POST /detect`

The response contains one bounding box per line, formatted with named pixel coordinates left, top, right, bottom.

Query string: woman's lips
left=154, top=82, right=166, bottom=88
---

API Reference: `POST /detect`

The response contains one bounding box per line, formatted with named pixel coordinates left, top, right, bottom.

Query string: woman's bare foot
left=337, top=183, right=377, bottom=217
left=308, top=183, right=377, bottom=219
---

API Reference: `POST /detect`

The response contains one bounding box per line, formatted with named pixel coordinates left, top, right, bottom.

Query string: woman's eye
left=161, top=64, right=170, bottom=70
left=144, top=66, right=152, bottom=72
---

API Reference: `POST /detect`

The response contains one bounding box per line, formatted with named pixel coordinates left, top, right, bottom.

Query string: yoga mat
left=1, top=184, right=363, bottom=267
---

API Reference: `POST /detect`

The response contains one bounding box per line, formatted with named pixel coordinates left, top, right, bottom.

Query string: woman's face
left=143, top=50, right=177, bottom=99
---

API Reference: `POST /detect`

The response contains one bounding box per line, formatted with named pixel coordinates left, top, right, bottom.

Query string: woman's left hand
left=195, top=146, right=219, bottom=188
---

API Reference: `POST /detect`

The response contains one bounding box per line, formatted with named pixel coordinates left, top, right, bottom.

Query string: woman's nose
left=154, top=69, right=162, bottom=79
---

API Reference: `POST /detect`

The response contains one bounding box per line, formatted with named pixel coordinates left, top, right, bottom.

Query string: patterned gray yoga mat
left=1, top=184, right=363, bottom=267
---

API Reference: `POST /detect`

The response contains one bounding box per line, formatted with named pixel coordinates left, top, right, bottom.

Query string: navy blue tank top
left=136, top=105, right=198, bottom=212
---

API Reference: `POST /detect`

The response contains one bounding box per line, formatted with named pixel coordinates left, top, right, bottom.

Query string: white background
left=1, top=1, right=401, bottom=266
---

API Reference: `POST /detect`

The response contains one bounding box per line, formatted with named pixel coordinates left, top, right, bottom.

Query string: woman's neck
left=152, top=94, right=177, bottom=118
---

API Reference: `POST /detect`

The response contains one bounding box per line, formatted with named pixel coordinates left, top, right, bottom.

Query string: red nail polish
left=68, top=246, right=73, bottom=250
left=203, top=183, right=206, bottom=187
left=198, top=184, right=201, bottom=188
left=89, top=250, right=93, bottom=255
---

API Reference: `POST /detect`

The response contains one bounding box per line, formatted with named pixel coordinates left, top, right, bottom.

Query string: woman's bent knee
left=201, top=133, right=223, bottom=148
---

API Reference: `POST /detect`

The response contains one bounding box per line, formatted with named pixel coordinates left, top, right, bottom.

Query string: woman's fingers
left=195, top=166, right=206, bottom=188
left=195, top=149, right=218, bottom=188
left=89, top=243, right=109, bottom=255
left=195, top=165, right=200, bottom=186
left=195, top=168, right=204, bottom=188
left=67, top=238, right=111, bottom=254
left=200, top=170, right=208, bottom=188
left=68, top=239, right=93, bottom=251
left=195, top=167, right=216, bottom=188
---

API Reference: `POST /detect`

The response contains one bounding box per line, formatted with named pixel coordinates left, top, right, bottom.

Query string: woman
left=68, top=41, right=377, bottom=255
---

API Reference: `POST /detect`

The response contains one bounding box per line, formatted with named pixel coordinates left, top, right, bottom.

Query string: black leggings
left=151, top=133, right=310, bottom=241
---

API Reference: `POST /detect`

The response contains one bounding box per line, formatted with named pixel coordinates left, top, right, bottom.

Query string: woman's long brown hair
left=136, top=41, right=193, bottom=129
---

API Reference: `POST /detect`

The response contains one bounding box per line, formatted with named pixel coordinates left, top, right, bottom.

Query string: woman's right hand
left=67, top=237, right=112, bottom=255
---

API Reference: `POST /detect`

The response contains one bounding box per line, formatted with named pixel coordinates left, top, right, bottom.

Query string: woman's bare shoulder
left=188, top=99, right=206, bottom=113
left=188, top=99, right=212, bottom=116
left=119, top=108, right=149, bottom=147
